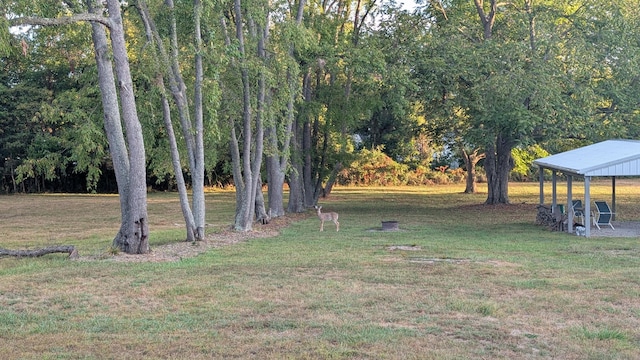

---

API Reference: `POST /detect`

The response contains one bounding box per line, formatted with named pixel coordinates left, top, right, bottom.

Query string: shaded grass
left=1, top=182, right=640, bottom=359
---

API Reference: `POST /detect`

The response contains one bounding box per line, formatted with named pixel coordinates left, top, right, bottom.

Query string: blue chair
left=593, top=201, right=615, bottom=230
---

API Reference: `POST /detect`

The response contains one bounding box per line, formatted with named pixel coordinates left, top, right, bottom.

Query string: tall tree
left=134, top=0, right=206, bottom=241
left=415, top=0, right=579, bottom=203
left=288, top=0, right=381, bottom=208
left=6, top=0, right=150, bottom=254
left=265, top=0, right=306, bottom=218
left=220, top=0, right=269, bottom=231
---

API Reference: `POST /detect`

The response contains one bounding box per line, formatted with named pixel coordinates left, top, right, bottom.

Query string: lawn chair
left=571, top=199, right=585, bottom=225
left=592, top=201, right=615, bottom=230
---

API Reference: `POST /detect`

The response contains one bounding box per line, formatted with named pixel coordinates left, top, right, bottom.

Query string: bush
left=338, top=147, right=408, bottom=186
left=338, top=147, right=466, bottom=186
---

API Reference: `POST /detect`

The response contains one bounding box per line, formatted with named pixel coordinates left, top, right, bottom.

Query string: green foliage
left=338, top=147, right=409, bottom=186
left=4, top=0, right=640, bottom=197
left=511, top=144, right=550, bottom=182
left=337, top=146, right=464, bottom=186
left=0, top=18, right=11, bottom=57
left=0, top=16, right=109, bottom=193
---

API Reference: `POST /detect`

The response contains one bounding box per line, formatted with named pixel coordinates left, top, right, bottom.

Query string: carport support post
left=585, top=177, right=591, bottom=238
left=552, top=171, right=558, bottom=212
left=612, top=177, right=616, bottom=220
left=539, top=166, right=544, bottom=205
left=567, top=175, right=573, bottom=234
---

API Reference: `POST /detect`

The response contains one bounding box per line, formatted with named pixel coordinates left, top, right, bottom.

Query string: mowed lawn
left=1, top=182, right=640, bottom=359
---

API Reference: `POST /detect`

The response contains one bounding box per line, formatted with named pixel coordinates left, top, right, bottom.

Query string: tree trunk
left=9, top=0, right=149, bottom=253
left=249, top=18, right=268, bottom=225
left=302, top=72, right=316, bottom=207
left=465, top=163, right=478, bottom=194
left=475, top=0, right=511, bottom=205
left=287, top=69, right=308, bottom=213
left=255, top=177, right=269, bottom=223
left=135, top=0, right=205, bottom=241
left=265, top=0, right=305, bottom=218
left=229, top=0, right=268, bottom=232
left=106, top=0, right=149, bottom=254
left=287, top=117, right=306, bottom=213
left=266, top=153, right=286, bottom=217
left=474, top=0, right=497, bottom=40
left=158, top=79, right=197, bottom=241
left=192, top=0, right=206, bottom=240
left=460, top=146, right=485, bottom=194
left=484, top=134, right=514, bottom=204
left=322, top=162, right=342, bottom=198
left=87, top=1, right=131, bottom=243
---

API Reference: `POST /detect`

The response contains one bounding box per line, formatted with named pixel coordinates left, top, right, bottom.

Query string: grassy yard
left=1, top=182, right=640, bottom=359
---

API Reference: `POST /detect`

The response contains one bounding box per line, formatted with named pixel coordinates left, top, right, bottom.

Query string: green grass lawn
left=1, top=182, right=639, bottom=359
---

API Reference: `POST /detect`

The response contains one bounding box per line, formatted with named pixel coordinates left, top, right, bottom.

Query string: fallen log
left=0, top=245, right=78, bottom=259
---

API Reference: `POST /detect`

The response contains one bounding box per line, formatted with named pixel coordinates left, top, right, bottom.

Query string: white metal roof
left=533, top=139, right=640, bottom=177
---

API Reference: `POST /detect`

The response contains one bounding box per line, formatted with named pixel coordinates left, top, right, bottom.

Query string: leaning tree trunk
left=135, top=0, right=204, bottom=241
left=159, top=81, right=198, bottom=241
left=11, top=0, right=149, bottom=254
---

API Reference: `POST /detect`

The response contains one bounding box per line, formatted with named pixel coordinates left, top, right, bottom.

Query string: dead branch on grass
left=0, top=245, right=78, bottom=259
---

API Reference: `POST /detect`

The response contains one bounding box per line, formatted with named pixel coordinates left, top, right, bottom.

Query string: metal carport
left=533, top=139, right=640, bottom=237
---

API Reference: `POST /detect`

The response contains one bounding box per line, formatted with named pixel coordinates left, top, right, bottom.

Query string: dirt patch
left=386, top=245, right=421, bottom=251
left=407, top=257, right=471, bottom=264
left=79, top=213, right=310, bottom=263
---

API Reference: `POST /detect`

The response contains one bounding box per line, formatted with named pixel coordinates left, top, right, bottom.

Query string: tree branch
left=0, top=245, right=78, bottom=259
left=9, top=13, right=110, bottom=28
left=474, top=0, right=487, bottom=26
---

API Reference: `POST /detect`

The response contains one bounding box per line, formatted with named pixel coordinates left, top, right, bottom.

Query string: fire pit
left=381, top=221, right=399, bottom=231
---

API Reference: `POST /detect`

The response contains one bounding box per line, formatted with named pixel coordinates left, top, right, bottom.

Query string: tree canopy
left=3, top=0, right=640, bottom=234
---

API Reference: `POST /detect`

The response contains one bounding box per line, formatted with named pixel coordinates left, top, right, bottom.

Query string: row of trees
left=2, top=0, right=640, bottom=253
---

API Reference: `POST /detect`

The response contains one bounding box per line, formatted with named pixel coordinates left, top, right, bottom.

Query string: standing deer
left=314, top=205, right=339, bottom=232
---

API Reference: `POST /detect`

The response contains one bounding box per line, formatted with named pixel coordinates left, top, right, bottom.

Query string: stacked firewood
left=536, top=204, right=567, bottom=231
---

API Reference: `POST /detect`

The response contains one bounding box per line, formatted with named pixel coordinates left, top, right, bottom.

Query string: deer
left=314, top=205, right=339, bottom=232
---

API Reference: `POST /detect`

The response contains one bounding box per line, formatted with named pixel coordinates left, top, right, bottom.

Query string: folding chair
left=571, top=200, right=585, bottom=225
left=592, top=201, right=615, bottom=230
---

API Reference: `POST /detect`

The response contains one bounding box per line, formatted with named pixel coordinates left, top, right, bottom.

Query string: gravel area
left=588, top=221, right=640, bottom=237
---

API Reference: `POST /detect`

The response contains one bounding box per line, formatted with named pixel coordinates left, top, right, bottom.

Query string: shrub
left=338, top=147, right=466, bottom=186
left=338, top=147, right=409, bottom=186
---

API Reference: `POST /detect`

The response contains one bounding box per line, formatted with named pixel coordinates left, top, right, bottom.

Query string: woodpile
left=536, top=204, right=567, bottom=232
